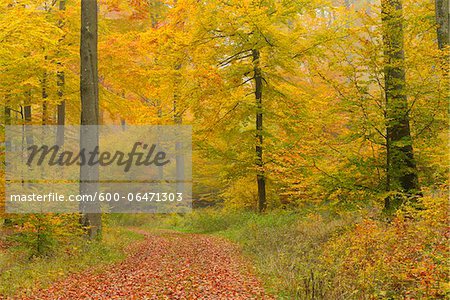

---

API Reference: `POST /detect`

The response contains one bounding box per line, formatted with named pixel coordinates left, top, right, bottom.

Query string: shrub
left=323, top=195, right=449, bottom=299
left=10, top=214, right=82, bottom=257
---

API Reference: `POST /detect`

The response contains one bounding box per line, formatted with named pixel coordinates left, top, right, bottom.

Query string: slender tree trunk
left=56, top=93, right=65, bottom=145
left=4, top=99, right=11, bottom=127
left=42, top=56, right=48, bottom=125
left=80, top=0, right=101, bottom=239
left=24, top=92, right=33, bottom=147
left=56, top=0, right=66, bottom=146
left=24, top=105, right=32, bottom=122
left=435, top=0, right=449, bottom=50
left=150, top=13, right=164, bottom=180
left=157, top=101, right=164, bottom=179
left=381, top=0, right=419, bottom=211
left=23, top=105, right=34, bottom=147
left=252, top=49, right=266, bottom=213
left=435, top=0, right=449, bottom=89
left=3, top=97, right=12, bottom=226
left=173, top=64, right=184, bottom=194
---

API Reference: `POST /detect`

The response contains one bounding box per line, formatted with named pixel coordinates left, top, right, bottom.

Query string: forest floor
left=21, top=229, right=272, bottom=300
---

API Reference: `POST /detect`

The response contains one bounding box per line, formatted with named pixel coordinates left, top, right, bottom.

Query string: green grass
left=0, top=224, right=144, bottom=297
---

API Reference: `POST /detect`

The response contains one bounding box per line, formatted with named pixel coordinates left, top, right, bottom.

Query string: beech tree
left=252, top=49, right=265, bottom=212
left=435, top=0, right=449, bottom=50
left=80, top=0, right=101, bottom=238
left=56, top=0, right=66, bottom=146
left=381, top=0, right=420, bottom=211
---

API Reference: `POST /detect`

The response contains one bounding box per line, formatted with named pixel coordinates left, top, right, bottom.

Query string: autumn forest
left=0, top=0, right=449, bottom=299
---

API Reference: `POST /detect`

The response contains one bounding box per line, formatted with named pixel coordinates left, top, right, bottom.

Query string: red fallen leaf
left=21, top=231, right=274, bottom=300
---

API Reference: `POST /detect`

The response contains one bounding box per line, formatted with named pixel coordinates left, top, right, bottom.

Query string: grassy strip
left=0, top=224, right=144, bottom=297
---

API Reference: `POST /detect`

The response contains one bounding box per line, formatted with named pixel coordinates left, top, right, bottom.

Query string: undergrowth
left=138, top=195, right=449, bottom=299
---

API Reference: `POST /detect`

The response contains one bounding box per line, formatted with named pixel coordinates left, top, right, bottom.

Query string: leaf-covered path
left=27, top=230, right=272, bottom=299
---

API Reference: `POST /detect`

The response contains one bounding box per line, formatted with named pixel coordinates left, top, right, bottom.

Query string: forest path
left=26, top=230, right=272, bottom=299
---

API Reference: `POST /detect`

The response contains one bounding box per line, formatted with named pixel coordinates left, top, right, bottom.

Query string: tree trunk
left=173, top=64, right=184, bottom=195
left=80, top=0, right=101, bottom=239
left=24, top=92, right=33, bottom=147
left=157, top=101, right=164, bottom=179
left=42, top=57, right=48, bottom=125
left=252, top=49, right=266, bottom=213
left=4, top=97, right=12, bottom=226
left=435, top=0, right=449, bottom=50
left=381, top=0, right=419, bottom=211
left=56, top=0, right=66, bottom=146
left=4, top=98, right=11, bottom=127
left=4, top=95, right=11, bottom=130
left=56, top=93, right=65, bottom=145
